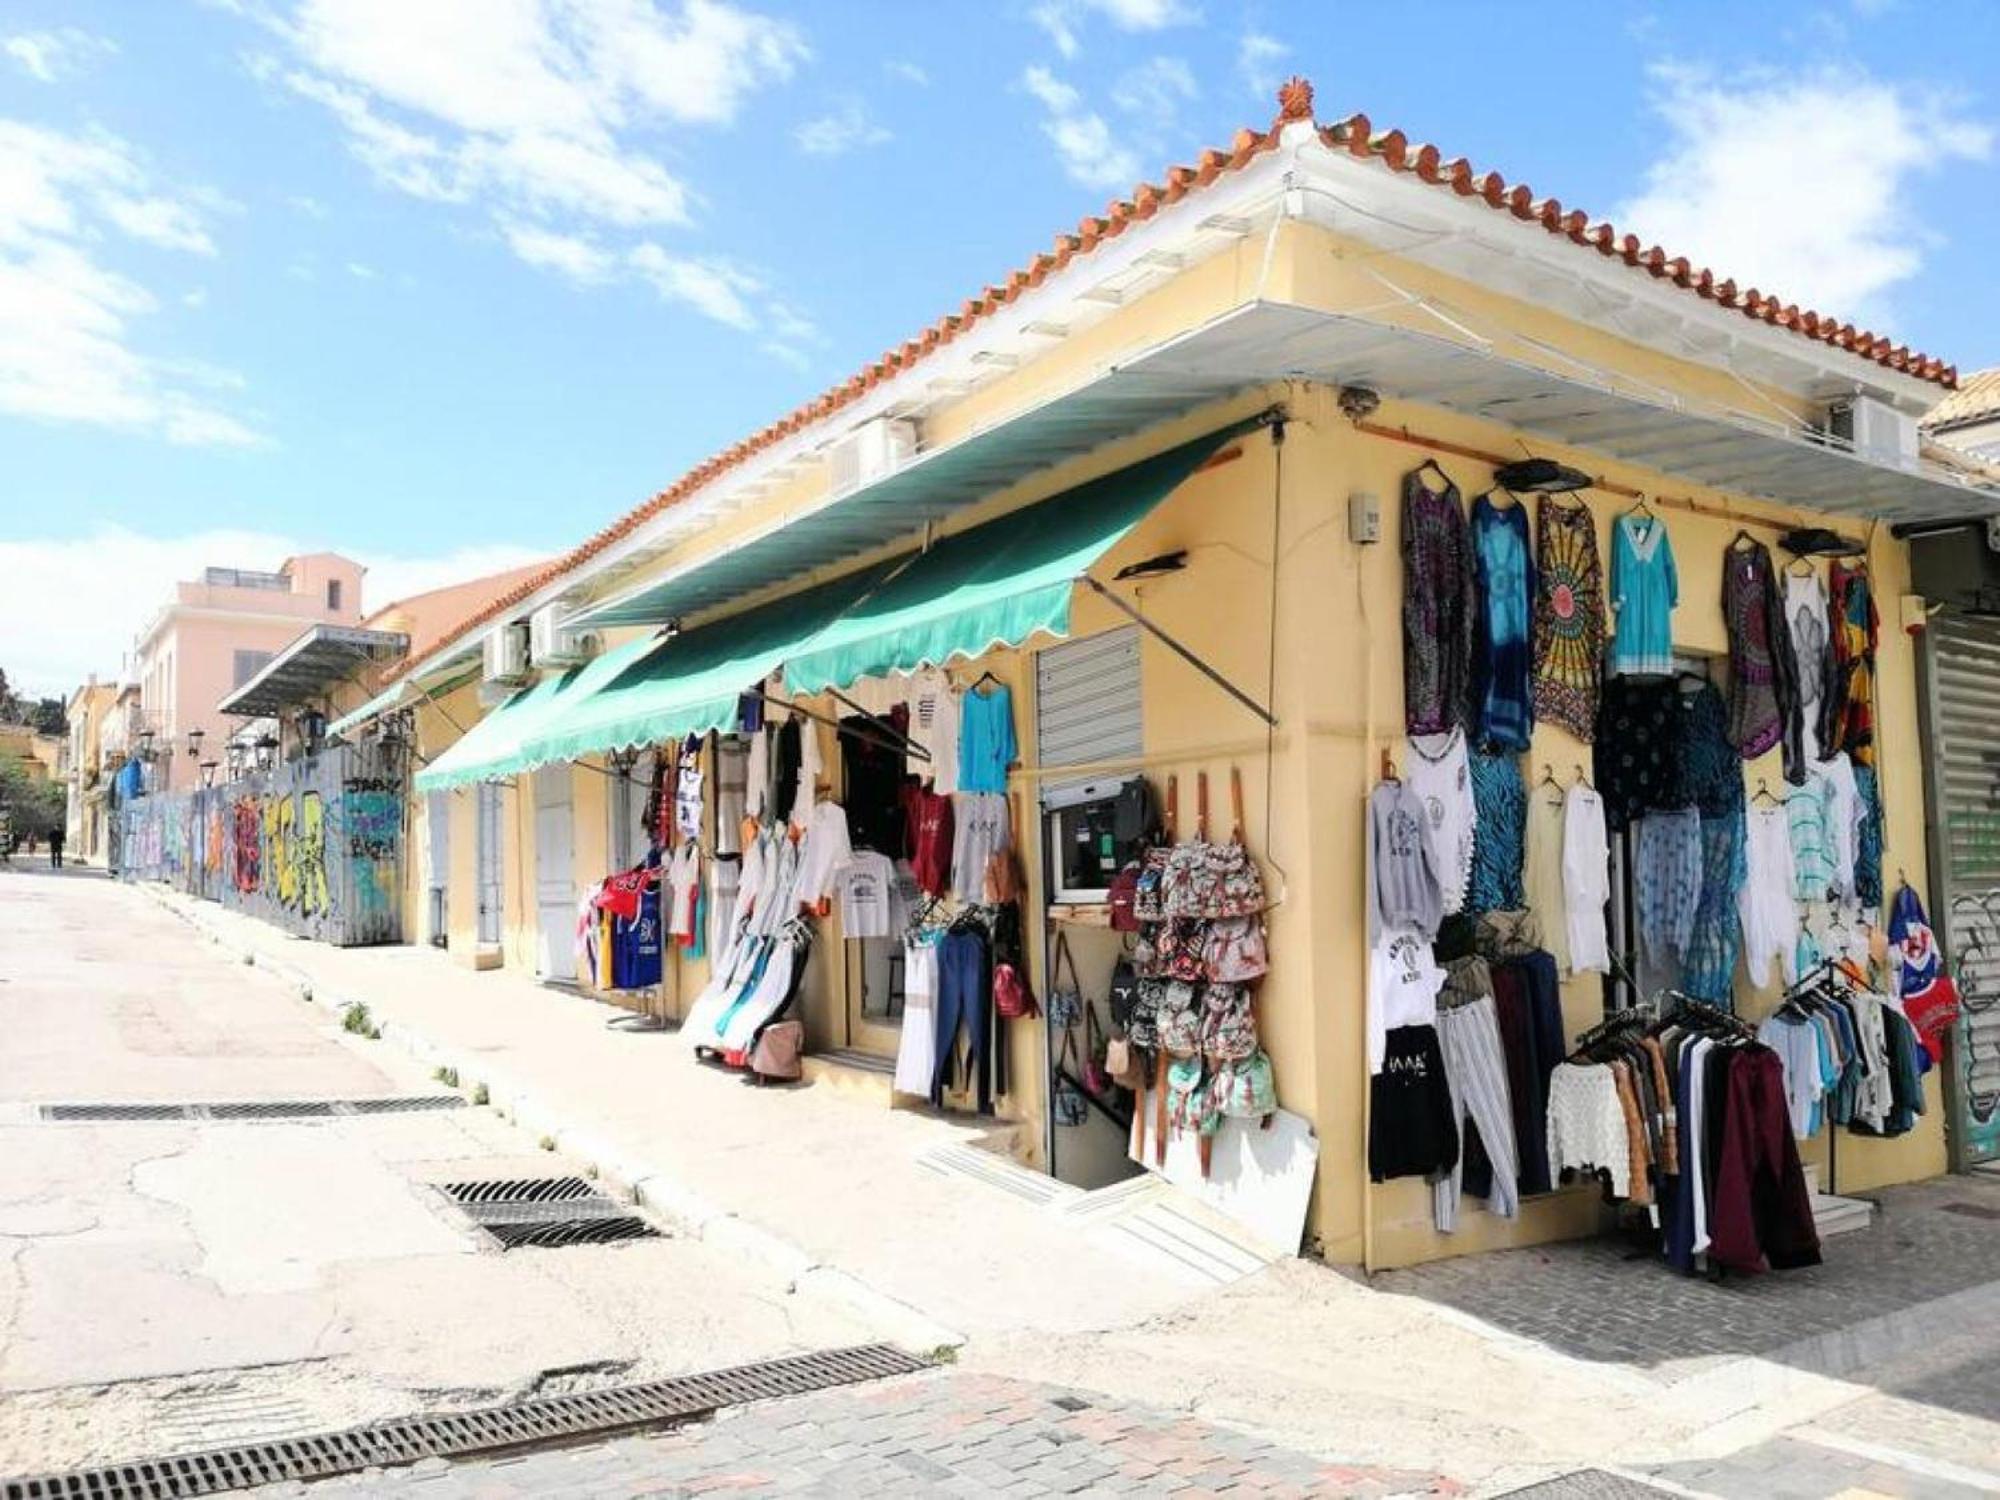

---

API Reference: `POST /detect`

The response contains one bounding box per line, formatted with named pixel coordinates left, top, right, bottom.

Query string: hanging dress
left=1608, top=510, right=1677, bottom=677
left=1466, top=749, right=1527, bottom=913
left=1825, top=560, right=1880, bottom=768
left=1471, top=493, right=1535, bottom=751
left=1722, top=538, right=1803, bottom=776
left=1408, top=729, right=1476, bottom=916
left=1784, top=569, right=1835, bottom=765
left=1561, top=783, right=1611, bottom=974
left=1593, top=675, right=1681, bottom=832
left=1401, top=466, right=1477, bottom=736
left=1530, top=496, right=1606, bottom=740
left=1521, top=779, right=1571, bottom=974
left=1738, top=802, right=1801, bottom=989
left=1671, top=681, right=1747, bottom=1007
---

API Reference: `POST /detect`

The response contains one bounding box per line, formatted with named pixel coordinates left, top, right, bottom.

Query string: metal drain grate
left=436, top=1177, right=662, bottom=1250
left=1498, top=1471, right=1685, bottom=1498
left=39, top=1096, right=466, bottom=1123
left=1, top=1344, right=928, bottom=1500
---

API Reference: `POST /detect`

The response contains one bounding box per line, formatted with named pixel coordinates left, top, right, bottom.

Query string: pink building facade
left=130, top=553, right=365, bottom=792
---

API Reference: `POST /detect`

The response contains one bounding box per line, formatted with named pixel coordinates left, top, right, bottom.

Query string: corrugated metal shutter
left=1035, top=627, right=1141, bottom=801
left=1920, top=610, right=2000, bottom=1165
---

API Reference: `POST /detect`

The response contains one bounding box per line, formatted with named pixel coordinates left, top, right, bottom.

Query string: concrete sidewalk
left=139, top=883, right=1237, bottom=1353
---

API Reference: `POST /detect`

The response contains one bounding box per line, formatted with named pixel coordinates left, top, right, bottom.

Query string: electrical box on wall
left=1349, top=491, right=1381, bottom=544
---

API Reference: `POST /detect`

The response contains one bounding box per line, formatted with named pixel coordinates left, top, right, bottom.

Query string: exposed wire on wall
left=1263, top=410, right=1288, bottom=895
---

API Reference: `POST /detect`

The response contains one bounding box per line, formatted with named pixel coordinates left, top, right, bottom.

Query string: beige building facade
left=331, top=86, right=1999, bottom=1267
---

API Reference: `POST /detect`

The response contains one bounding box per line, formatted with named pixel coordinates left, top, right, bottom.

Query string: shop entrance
left=532, top=764, right=575, bottom=981
left=474, top=782, right=502, bottom=948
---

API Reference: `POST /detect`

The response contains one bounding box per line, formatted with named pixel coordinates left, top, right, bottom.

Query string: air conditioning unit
left=529, top=605, right=601, bottom=668
left=482, top=624, right=530, bottom=687
left=1828, top=395, right=1918, bottom=470
left=825, top=417, right=918, bottom=494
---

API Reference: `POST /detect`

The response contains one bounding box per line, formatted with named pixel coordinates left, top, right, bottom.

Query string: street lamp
left=136, top=727, right=155, bottom=761
left=186, top=726, right=205, bottom=760
left=300, top=708, right=327, bottom=755
left=199, top=760, right=219, bottom=788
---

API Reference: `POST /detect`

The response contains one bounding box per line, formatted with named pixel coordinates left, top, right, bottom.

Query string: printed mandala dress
left=1531, top=496, right=1607, bottom=740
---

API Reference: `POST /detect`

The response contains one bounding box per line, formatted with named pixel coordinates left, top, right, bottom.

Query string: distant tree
left=0, top=756, right=65, bottom=839
left=27, top=697, right=66, bottom=736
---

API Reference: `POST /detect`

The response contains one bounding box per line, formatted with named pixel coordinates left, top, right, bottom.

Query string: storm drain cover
left=437, top=1176, right=662, bottom=1250
left=0, top=1343, right=928, bottom=1500
left=40, top=1096, right=464, bottom=1122
left=1499, top=1472, right=1684, bottom=1498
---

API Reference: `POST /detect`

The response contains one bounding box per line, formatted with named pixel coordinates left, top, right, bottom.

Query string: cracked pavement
left=0, top=865, right=881, bottom=1475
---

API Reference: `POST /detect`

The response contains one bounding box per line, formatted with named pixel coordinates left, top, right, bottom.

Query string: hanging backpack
left=1046, top=931, right=1085, bottom=1030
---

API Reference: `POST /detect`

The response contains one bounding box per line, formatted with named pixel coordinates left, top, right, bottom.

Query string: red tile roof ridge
left=393, top=75, right=1959, bottom=682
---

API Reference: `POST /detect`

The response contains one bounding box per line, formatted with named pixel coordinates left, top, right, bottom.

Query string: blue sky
left=2, top=0, right=1998, bottom=693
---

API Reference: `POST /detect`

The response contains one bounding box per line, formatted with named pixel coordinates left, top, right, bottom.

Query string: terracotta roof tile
left=399, top=75, right=1961, bottom=678
left=1926, top=367, right=2000, bottom=430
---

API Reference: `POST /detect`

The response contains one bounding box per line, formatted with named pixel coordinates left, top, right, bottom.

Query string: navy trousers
left=932, top=930, right=993, bottom=1114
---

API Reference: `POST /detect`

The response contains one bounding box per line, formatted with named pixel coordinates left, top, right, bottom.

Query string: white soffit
left=1126, top=302, right=1999, bottom=523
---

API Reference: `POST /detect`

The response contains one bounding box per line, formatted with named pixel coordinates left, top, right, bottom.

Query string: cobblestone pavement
left=1643, top=1432, right=1996, bottom=1500
left=1372, top=1174, right=2000, bottom=1378
left=243, top=1371, right=1462, bottom=1498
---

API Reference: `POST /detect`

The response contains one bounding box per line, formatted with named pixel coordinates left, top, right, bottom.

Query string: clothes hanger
left=1572, top=762, right=1592, bottom=790
left=1729, top=529, right=1760, bottom=551
left=971, top=669, right=1002, bottom=693
left=1786, top=554, right=1817, bottom=577
left=1628, top=493, right=1656, bottom=521
left=1539, top=763, right=1563, bottom=791
left=1379, top=748, right=1399, bottom=784
left=1752, top=779, right=1782, bottom=807
left=1415, top=457, right=1451, bottom=487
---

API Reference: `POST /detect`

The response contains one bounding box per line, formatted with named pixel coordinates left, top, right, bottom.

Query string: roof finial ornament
left=1277, top=76, right=1314, bottom=122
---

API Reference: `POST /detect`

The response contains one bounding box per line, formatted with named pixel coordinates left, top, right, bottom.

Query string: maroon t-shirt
left=909, top=789, right=955, bottom=898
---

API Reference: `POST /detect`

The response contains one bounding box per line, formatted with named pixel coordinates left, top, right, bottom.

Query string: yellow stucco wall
left=405, top=205, right=1952, bottom=1266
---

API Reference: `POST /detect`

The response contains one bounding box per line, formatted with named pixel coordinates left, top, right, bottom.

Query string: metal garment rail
left=1, top=1344, right=930, bottom=1500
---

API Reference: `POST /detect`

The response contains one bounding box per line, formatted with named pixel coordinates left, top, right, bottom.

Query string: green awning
left=328, top=661, right=480, bottom=739
left=509, top=562, right=896, bottom=770
left=781, top=421, right=1256, bottom=695
left=413, top=633, right=665, bottom=792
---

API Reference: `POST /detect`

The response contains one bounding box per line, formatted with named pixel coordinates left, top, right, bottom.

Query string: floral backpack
left=1198, top=983, right=1257, bottom=1063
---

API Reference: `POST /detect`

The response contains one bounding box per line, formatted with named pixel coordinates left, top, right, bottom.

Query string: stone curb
left=136, top=883, right=966, bottom=1357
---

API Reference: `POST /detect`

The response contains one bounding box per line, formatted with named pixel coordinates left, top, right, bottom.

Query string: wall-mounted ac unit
left=529, top=605, right=601, bottom=668
left=1828, top=395, right=1918, bottom=470
left=482, top=624, right=530, bottom=687
left=825, top=417, right=918, bottom=495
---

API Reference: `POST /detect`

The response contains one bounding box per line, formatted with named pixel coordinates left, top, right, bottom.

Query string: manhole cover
left=436, top=1177, right=663, bottom=1251
left=2, top=1344, right=928, bottom=1500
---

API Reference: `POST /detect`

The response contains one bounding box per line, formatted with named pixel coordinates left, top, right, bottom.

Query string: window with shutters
left=1035, top=626, right=1142, bottom=800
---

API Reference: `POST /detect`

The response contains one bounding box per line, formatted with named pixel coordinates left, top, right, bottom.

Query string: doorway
left=532, top=764, right=575, bottom=981
left=474, top=783, right=502, bottom=949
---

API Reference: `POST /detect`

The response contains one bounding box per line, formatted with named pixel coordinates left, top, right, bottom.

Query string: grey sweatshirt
left=1369, top=779, right=1444, bottom=940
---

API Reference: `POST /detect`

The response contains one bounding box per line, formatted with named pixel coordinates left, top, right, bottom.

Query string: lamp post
left=136, top=727, right=155, bottom=761
left=186, top=726, right=205, bottom=760
left=199, top=760, right=218, bottom=788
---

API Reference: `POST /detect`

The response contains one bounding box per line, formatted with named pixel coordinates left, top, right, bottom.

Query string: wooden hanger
left=1196, top=770, right=1211, bottom=843
left=1380, top=747, right=1399, bottom=784
left=1572, top=762, right=1592, bottom=790
left=1230, top=766, right=1247, bottom=845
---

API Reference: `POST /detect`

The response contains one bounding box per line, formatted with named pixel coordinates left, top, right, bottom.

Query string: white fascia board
left=525, top=140, right=1306, bottom=624
left=1284, top=143, right=1948, bottom=415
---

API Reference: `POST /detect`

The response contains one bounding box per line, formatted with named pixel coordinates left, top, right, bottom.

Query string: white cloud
left=345, top=260, right=376, bottom=278
left=182, top=287, right=209, bottom=309
left=0, top=120, right=258, bottom=447
left=794, top=100, right=891, bottom=157
left=1021, top=65, right=1141, bottom=192
left=0, top=527, right=545, bottom=697
left=1617, top=63, right=1992, bottom=327
left=1236, top=31, right=1287, bottom=101
left=287, top=192, right=330, bottom=217
left=232, top=1, right=815, bottom=358
left=3, top=28, right=117, bottom=84
left=503, top=223, right=615, bottom=282
left=1029, top=0, right=1195, bottom=59
left=1111, top=56, right=1196, bottom=127
left=885, top=59, right=928, bottom=87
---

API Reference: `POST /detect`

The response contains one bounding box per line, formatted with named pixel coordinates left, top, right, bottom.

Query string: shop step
left=801, top=1048, right=898, bottom=1105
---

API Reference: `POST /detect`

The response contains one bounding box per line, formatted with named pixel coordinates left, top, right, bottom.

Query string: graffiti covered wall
left=117, top=742, right=404, bottom=946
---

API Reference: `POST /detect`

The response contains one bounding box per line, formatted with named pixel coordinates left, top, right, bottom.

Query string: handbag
left=1108, top=958, right=1140, bottom=1029
left=1127, top=979, right=1165, bottom=1049
left=1166, top=1055, right=1219, bottom=1139
left=1157, top=917, right=1208, bottom=983
left=1165, top=771, right=1267, bottom=920
left=747, top=1019, right=804, bottom=1084
left=993, top=957, right=1037, bottom=1019
left=1081, top=1002, right=1113, bottom=1097
left=1046, top=931, right=1084, bottom=1030
left=1131, top=775, right=1177, bottom=924
left=1108, top=861, right=1143, bottom=932
left=1052, top=1029, right=1088, bottom=1126
left=1156, top=980, right=1201, bottom=1058
left=1214, top=1047, right=1276, bottom=1120
left=1204, top=915, right=1268, bottom=983
left=1104, top=1031, right=1148, bottom=1092
left=1198, top=983, right=1257, bottom=1063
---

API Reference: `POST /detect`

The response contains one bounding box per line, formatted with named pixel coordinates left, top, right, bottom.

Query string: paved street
left=3, top=864, right=1997, bottom=1498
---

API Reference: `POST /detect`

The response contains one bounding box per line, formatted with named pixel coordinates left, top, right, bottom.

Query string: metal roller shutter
left=1919, top=610, right=2000, bottom=1166
left=1035, top=627, right=1142, bottom=801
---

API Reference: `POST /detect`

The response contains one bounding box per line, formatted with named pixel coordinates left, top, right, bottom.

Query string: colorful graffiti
left=116, top=743, right=403, bottom=946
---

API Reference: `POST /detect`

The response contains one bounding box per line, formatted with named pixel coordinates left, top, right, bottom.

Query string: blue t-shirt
left=957, top=683, right=1016, bottom=794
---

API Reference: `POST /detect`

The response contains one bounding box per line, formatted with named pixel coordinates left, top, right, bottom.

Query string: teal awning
left=782, top=421, right=1255, bottom=695
left=509, top=563, right=895, bottom=770
left=413, top=633, right=665, bottom=792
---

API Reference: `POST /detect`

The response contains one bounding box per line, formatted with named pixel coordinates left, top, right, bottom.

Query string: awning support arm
left=1079, top=576, right=1278, bottom=728
left=742, top=689, right=930, bottom=763
left=824, top=684, right=932, bottom=763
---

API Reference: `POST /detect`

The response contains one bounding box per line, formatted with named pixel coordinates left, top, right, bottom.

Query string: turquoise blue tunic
left=1609, top=511, right=1678, bottom=677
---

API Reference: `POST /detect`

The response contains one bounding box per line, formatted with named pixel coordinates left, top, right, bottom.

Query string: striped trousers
left=1433, top=995, right=1521, bottom=1232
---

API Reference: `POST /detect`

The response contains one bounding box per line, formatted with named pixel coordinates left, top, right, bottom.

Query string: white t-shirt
left=1369, top=927, right=1445, bottom=1075
left=790, top=716, right=826, bottom=828
left=1561, top=785, right=1611, bottom=975
left=667, top=840, right=701, bottom=942
left=835, top=850, right=895, bottom=939
left=795, top=800, right=853, bottom=907
left=1813, top=752, right=1861, bottom=899
left=908, top=668, right=960, bottom=794
left=1407, top=729, right=1475, bottom=915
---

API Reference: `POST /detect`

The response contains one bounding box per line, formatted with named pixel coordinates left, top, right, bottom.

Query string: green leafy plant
left=471, top=1081, right=489, bottom=1106
left=340, top=1002, right=379, bottom=1040
left=538, top=1135, right=556, bottom=1152
left=432, top=1065, right=460, bottom=1088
